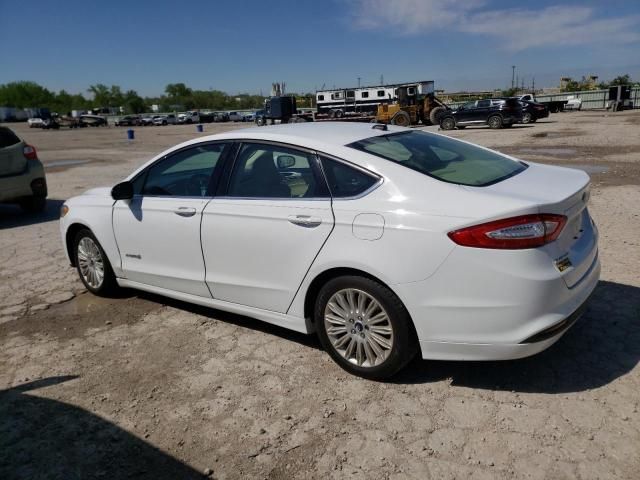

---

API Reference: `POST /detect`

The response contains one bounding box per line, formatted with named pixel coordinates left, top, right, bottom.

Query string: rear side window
left=348, top=131, right=527, bottom=187
left=0, top=127, right=21, bottom=148
left=320, top=156, right=379, bottom=198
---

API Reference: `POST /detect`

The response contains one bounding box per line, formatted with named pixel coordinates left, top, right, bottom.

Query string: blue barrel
left=196, top=124, right=204, bottom=133
left=127, top=129, right=135, bottom=140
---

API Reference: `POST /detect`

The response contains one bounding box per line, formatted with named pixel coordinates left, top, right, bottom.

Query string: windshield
left=347, top=131, right=527, bottom=187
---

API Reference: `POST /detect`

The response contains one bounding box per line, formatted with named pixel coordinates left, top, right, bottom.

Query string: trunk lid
left=476, top=161, right=596, bottom=288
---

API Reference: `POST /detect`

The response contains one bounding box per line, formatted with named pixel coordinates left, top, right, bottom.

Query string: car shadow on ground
left=394, top=280, right=640, bottom=392
left=136, top=291, right=323, bottom=351
left=0, top=199, right=64, bottom=229
left=0, top=376, right=204, bottom=480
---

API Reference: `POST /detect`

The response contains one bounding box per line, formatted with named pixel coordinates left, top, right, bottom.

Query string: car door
left=112, top=142, right=229, bottom=297
left=474, top=99, right=491, bottom=123
left=456, top=101, right=477, bottom=123
left=201, top=141, right=334, bottom=313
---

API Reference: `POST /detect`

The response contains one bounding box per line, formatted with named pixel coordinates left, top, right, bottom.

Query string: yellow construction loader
left=375, top=86, right=448, bottom=126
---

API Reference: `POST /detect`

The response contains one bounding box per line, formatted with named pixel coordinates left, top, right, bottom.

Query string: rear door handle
left=174, top=207, right=197, bottom=217
left=288, top=215, right=322, bottom=228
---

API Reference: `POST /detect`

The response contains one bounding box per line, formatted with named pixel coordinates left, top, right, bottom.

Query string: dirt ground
left=1, top=112, right=639, bottom=479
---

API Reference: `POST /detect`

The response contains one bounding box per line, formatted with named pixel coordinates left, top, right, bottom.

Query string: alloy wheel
left=77, top=237, right=105, bottom=289
left=324, top=288, right=394, bottom=367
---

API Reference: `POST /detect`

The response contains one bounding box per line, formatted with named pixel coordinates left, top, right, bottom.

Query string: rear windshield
left=0, top=126, right=21, bottom=149
left=347, top=131, right=527, bottom=186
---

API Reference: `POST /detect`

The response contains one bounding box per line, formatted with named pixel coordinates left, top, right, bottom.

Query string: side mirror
left=111, top=181, right=134, bottom=200
left=276, top=155, right=295, bottom=169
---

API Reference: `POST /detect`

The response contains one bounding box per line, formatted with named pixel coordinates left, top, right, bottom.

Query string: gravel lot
left=1, top=112, right=639, bottom=479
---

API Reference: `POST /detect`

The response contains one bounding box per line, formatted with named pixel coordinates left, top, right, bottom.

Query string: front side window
left=477, top=100, right=491, bottom=108
left=227, top=143, right=326, bottom=198
left=462, top=101, right=476, bottom=109
left=320, top=156, right=379, bottom=198
left=348, top=131, right=527, bottom=187
left=139, top=143, right=226, bottom=197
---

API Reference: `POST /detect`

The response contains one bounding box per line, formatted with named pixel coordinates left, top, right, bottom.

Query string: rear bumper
left=0, top=159, right=47, bottom=202
left=395, top=239, right=600, bottom=361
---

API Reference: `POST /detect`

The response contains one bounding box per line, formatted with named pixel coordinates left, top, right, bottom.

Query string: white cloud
left=349, top=0, right=640, bottom=51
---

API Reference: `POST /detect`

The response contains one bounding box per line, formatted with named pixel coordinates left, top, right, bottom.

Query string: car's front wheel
left=440, top=117, right=456, bottom=130
left=74, top=229, right=118, bottom=295
left=315, top=276, right=418, bottom=380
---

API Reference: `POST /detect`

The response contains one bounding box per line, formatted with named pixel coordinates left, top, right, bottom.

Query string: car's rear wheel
left=19, top=196, right=46, bottom=213
left=522, top=112, right=532, bottom=124
left=488, top=115, right=502, bottom=129
left=440, top=117, right=456, bottom=130
left=74, top=229, right=118, bottom=296
left=315, top=275, right=417, bottom=380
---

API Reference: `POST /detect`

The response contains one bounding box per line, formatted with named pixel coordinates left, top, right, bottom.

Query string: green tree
left=123, top=90, right=145, bottom=114
left=610, top=74, right=631, bottom=86
left=87, top=84, right=111, bottom=107
left=0, top=81, right=54, bottom=108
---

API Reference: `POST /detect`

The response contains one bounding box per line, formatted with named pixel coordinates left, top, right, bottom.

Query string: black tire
left=256, top=116, right=265, bottom=126
left=521, top=112, right=532, bottom=124
left=391, top=111, right=411, bottom=127
left=440, top=117, right=456, bottom=130
left=335, top=109, right=344, bottom=118
left=315, top=275, right=418, bottom=380
left=19, top=196, right=46, bottom=213
left=73, top=229, right=118, bottom=296
left=429, top=106, right=445, bottom=125
left=488, top=115, right=502, bottom=129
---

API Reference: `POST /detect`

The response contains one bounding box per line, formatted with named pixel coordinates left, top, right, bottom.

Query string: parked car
left=140, top=115, right=155, bottom=126
left=152, top=114, right=177, bottom=126
left=60, top=123, right=599, bottom=380
left=565, top=96, right=582, bottom=111
left=213, top=112, right=229, bottom=122
left=27, top=118, right=46, bottom=128
left=0, top=126, right=47, bottom=212
left=519, top=100, right=549, bottom=124
left=439, top=98, right=523, bottom=130
left=243, top=111, right=255, bottom=122
left=115, top=115, right=141, bottom=127
left=228, top=111, right=244, bottom=122
left=177, top=111, right=200, bottom=124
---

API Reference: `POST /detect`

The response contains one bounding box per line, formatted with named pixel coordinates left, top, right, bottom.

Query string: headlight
left=60, top=204, right=69, bottom=218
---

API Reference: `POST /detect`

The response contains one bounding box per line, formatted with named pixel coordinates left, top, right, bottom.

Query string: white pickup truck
left=518, top=94, right=582, bottom=112
left=177, top=111, right=200, bottom=124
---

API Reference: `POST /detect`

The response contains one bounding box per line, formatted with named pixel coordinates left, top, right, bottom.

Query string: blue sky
left=1, top=0, right=639, bottom=96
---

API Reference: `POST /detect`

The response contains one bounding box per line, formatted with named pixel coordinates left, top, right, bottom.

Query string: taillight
left=23, top=144, right=37, bottom=160
left=448, top=214, right=567, bottom=249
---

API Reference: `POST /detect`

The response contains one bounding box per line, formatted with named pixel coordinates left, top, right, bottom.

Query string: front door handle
left=288, top=215, right=322, bottom=228
left=174, top=207, right=197, bottom=217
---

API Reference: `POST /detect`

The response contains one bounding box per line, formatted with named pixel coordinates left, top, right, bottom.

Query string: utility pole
left=532, top=77, right=535, bottom=93
left=380, top=74, right=384, bottom=85
left=357, top=77, right=361, bottom=88
left=516, top=75, right=519, bottom=93
left=511, top=65, right=516, bottom=89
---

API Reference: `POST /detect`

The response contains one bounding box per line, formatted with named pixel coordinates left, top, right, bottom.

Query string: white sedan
left=59, top=123, right=600, bottom=379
